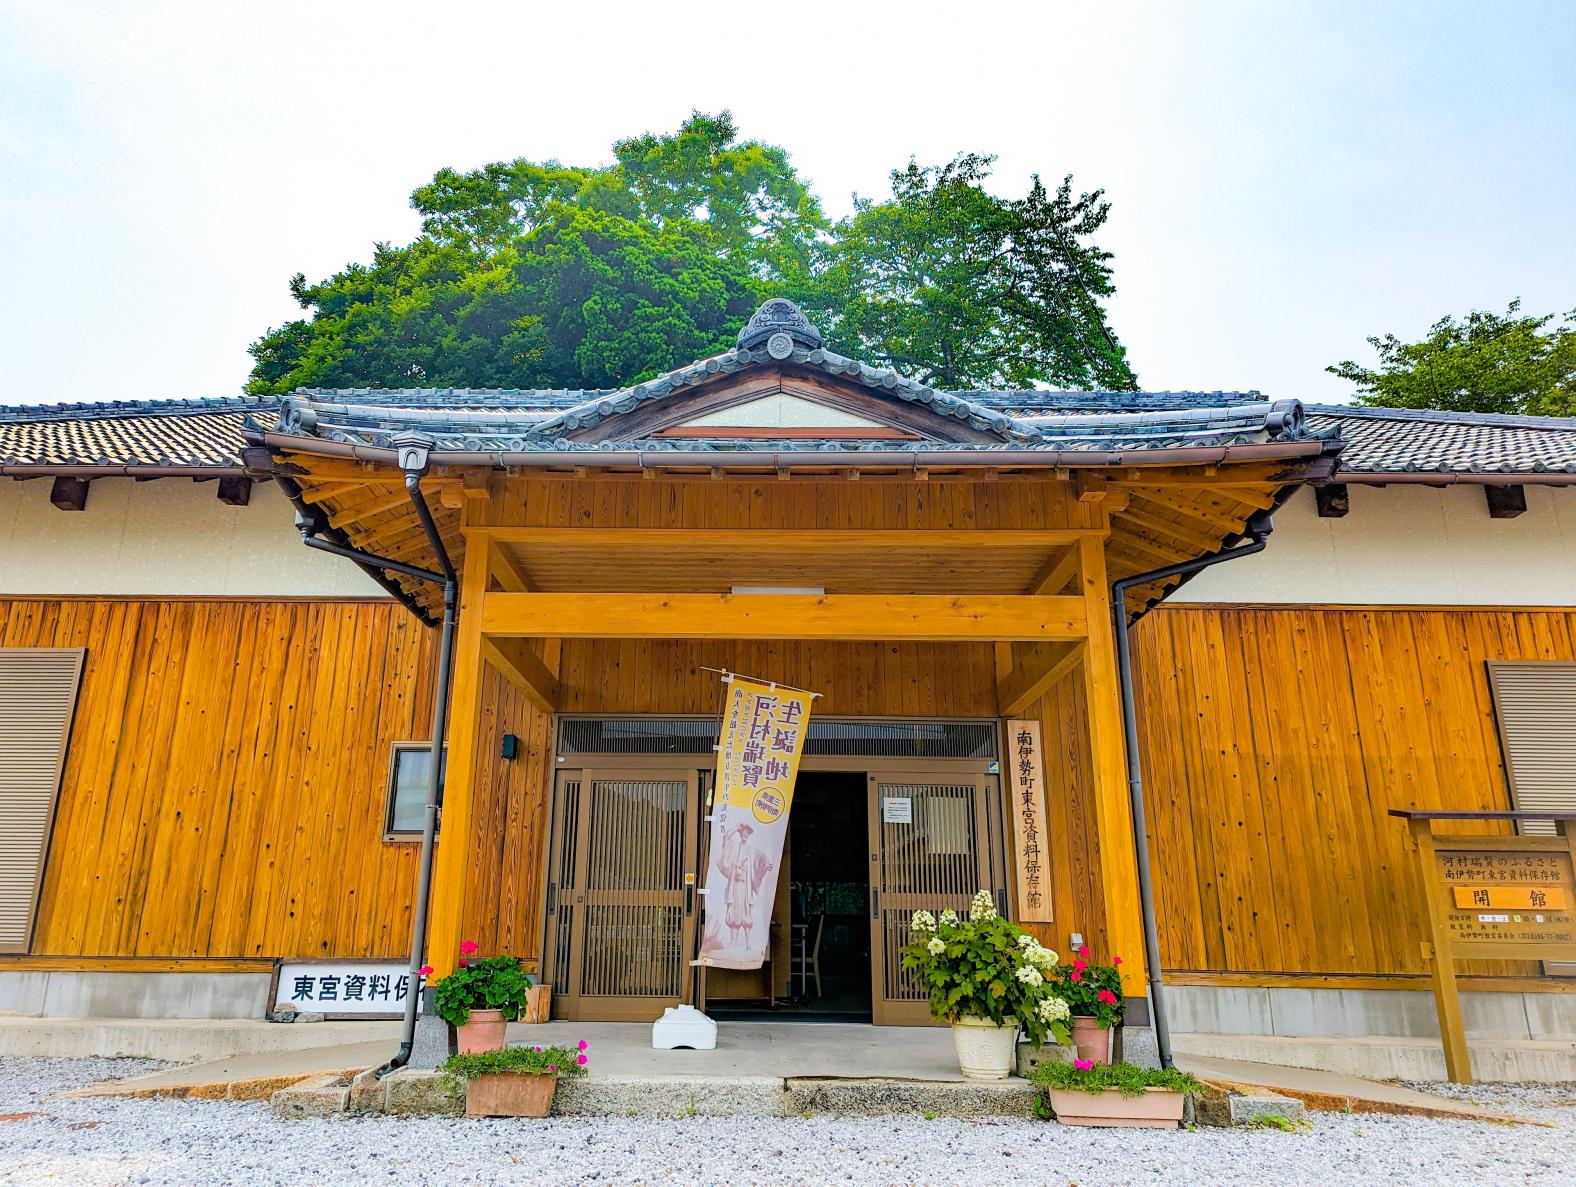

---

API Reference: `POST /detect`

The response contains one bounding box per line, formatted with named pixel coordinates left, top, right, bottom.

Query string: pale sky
left=1, top=0, right=1572, bottom=407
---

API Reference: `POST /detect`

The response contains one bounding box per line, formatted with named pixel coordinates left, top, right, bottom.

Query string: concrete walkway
left=48, top=1019, right=1520, bottom=1121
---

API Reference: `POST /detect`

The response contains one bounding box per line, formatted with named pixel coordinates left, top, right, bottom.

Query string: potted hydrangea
left=428, top=941, right=531, bottom=1054
left=901, top=890, right=1072, bottom=1080
left=1050, top=947, right=1123, bottom=1065
left=1029, top=1059, right=1203, bottom=1128
left=443, top=1040, right=589, bottom=1118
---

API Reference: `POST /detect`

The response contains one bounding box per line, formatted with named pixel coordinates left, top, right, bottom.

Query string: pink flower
left=1072, top=959, right=1087, bottom=973
left=417, top=965, right=433, bottom=977
left=547, top=1064, right=557, bottom=1073
left=577, top=1040, right=588, bottom=1051
left=1097, top=989, right=1118, bottom=1006
left=533, top=1046, right=543, bottom=1052
left=576, top=1053, right=588, bottom=1066
left=1112, top=955, right=1122, bottom=966
left=1070, top=969, right=1082, bottom=983
left=459, top=940, right=480, bottom=957
left=457, top=959, right=469, bottom=968
left=1078, top=946, right=1090, bottom=957
left=1074, top=1059, right=1094, bottom=1071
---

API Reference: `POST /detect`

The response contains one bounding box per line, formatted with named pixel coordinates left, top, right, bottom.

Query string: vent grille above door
left=0, top=648, right=86, bottom=952
left=559, top=717, right=997, bottom=759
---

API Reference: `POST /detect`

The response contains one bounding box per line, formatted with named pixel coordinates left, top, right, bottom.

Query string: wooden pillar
left=1077, top=535, right=1147, bottom=996
left=424, top=540, right=491, bottom=977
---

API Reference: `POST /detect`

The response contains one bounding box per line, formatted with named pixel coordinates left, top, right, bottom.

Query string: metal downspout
left=1109, top=509, right=1274, bottom=1069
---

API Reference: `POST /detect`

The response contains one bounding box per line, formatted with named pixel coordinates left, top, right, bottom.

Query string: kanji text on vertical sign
left=1007, top=718, right=1053, bottom=923
left=697, top=675, right=815, bottom=970
left=1392, top=810, right=1576, bottom=1084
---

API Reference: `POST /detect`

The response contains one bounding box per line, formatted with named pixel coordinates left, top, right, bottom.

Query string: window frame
left=382, top=740, right=446, bottom=843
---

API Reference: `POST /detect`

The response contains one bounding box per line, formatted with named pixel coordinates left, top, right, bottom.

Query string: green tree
left=808, top=154, right=1136, bottom=390
left=248, top=113, right=824, bottom=394
left=248, top=119, right=1140, bottom=396
left=1328, top=301, right=1576, bottom=416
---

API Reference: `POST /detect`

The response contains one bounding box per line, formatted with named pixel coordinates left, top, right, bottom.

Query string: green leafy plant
left=899, top=890, right=1071, bottom=1046
left=1244, top=1112, right=1309, bottom=1132
left=1030, top=1060, right=1204, bottom=1098
left=1049, top=947, right=1124, bottom=1029
left=441, top=1041, right=589, bottom=1082
left=429, top=943, right=531, bottom=1027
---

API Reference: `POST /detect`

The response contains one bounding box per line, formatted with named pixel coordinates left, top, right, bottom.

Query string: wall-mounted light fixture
left=501, top=733, right=520, bottom=761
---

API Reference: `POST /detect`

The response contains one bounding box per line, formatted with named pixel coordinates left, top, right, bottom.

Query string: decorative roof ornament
left=736, top=298, right=823, bottom=353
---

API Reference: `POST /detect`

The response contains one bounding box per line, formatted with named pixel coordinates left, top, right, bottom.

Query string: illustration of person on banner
left=697, top=674, right=815, bottom=969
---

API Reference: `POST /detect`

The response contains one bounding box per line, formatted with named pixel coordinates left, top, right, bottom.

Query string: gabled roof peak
left=736, top=298, right=822, bottom=355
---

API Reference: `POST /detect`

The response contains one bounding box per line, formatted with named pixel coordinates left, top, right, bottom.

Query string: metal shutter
left=0, top=648, right=85, bottom=952
left=1488, top=661, right=1576, bottom=836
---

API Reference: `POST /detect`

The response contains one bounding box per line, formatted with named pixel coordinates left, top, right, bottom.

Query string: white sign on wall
left=881, top=796, right=913, bottom=824
left=271, top=961, right=422, bottom=1018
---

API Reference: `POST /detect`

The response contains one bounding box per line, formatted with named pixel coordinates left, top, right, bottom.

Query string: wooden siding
left=1, top=598, right=549, bottom=963
left=1136, top=604, right=1576, bottom=979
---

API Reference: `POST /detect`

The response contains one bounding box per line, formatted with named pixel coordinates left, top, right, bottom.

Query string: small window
left=384, top=742, right=446, bottom=841
left=1487, top=661, right=1576, bottom=836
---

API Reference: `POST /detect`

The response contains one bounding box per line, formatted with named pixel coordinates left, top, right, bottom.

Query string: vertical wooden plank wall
left=1, top=597, right=550, bottom=964
left=1134, top=604, right=1576, bottom=980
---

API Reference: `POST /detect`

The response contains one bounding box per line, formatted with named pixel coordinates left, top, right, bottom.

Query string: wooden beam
left=216, top=476, right=253, bottom=506
left=49, top=476, right=89, bottom=511
left=463, top=527, right=1100, bottom=550
left=997, top=640, right=1084, bottom=715
left=1114, top=506, right=1224, bottom=554
left=1315, top=484, right=1350, bottom=518
left=1077, top=534, right=1148, bottom=995
left=480, top=636, right=558, bottom=713
left=425, top=540, right=491, bottom=978
left=479, top=593, right=1088, bottom=642
left=329, top=489, right=414, bottom=530
left=1485, top=485, right=1527, bottom=519
left=1026, top=545, right=1082, bottom=596
left=484, top=539, right=532, bottom=593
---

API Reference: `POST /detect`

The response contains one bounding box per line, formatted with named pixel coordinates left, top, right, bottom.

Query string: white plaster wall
left=0, top=477, right=384, bottom=597
left=1174, top=483, right=1576, bottom=605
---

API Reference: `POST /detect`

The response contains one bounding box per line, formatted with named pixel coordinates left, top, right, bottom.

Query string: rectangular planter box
left=1048, top=1086, right=1184, bottom=1129
left=465, top=1072, right=556, bottom=1118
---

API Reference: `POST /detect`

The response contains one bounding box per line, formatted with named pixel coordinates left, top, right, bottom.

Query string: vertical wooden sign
left=1007, top=719, right=1053, bottom=923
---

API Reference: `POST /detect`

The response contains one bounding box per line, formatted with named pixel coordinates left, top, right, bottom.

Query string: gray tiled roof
left=1305, top=405, right=1576, bottom=476
left=0, top=397, right=275, bottom=472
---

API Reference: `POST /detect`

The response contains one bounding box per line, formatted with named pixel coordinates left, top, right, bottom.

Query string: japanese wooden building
left=2, top=299, right=1574, bottom=1056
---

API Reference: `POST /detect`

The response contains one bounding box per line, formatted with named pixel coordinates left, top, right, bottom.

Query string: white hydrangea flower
left=1026, top=943, right=1059, bottom=970
left=926, top=937, right=945, bottom=955
left=968, top=890, right=997, bottom=922
left=910, top=910, right=937, bottom=934
left=1013, top=964, right=1044, bottom=987
left=1036, top=995, right=1071, bottom=1023
left=1017, top=934, right=1035, bottom=948
left=938, top=909, right=959, bottom=926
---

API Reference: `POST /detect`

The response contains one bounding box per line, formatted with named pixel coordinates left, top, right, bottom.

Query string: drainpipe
left=375, top=434, right=460, bottom=1078
left=1109, top=508, right=1274, bottom=1069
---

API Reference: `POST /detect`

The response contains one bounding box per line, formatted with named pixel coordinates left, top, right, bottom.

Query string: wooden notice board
left=1007, top=719, right=1053, bottom=924
left=1390, top=810, right=1576, bottom=1083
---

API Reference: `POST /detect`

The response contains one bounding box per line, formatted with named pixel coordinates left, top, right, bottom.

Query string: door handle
left=546, top=883, right=557, bottom=916
left=685, top=884, right=695, bottom=916
left=870, top=887, right=879, bottom=919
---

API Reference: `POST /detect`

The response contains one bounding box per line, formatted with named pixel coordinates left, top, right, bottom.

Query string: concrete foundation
left=1164, top=983, right=1576, bottom=1041
left=0, top=971, right=269, bottom=1019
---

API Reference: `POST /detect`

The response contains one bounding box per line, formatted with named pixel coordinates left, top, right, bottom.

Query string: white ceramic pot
left=951, top=1015, right=1020, bottom=1080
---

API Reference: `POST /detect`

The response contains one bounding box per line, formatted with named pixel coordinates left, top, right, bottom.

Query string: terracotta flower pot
left=456, top=1007, right=509, bottom=1054
left=951, top=1015, right=1020, bottom=1080
left=1047, top=1086, right=1184, bottom=1128
left=465, top=1071, right=556, bottom=1118
left=1069, top=1014, right=1110, bottom=1066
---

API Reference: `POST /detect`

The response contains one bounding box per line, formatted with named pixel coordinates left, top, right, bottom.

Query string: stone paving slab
left=62, top=1040, right=396, bottom=1100
left=1175, top=1053, right=1519, bottom=1120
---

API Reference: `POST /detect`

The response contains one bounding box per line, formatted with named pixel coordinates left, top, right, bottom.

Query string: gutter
left=1109, top=509, right=1276, bottom=1070
left=258, top=430, right=1329, bottom=471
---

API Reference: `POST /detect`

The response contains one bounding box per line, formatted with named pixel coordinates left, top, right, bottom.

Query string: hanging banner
left=1007, top=719, right=1053, bottom=923
left=697, top=675, right=814, bottom=970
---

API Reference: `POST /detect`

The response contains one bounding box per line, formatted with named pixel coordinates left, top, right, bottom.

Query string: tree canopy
left=1328, top=301, right=1576, bottom=417
left=248, top=114, right=1136, bottom=395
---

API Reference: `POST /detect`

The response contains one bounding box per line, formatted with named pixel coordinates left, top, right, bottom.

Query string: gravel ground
left=1, top=1058, right=1574, bottom=1186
